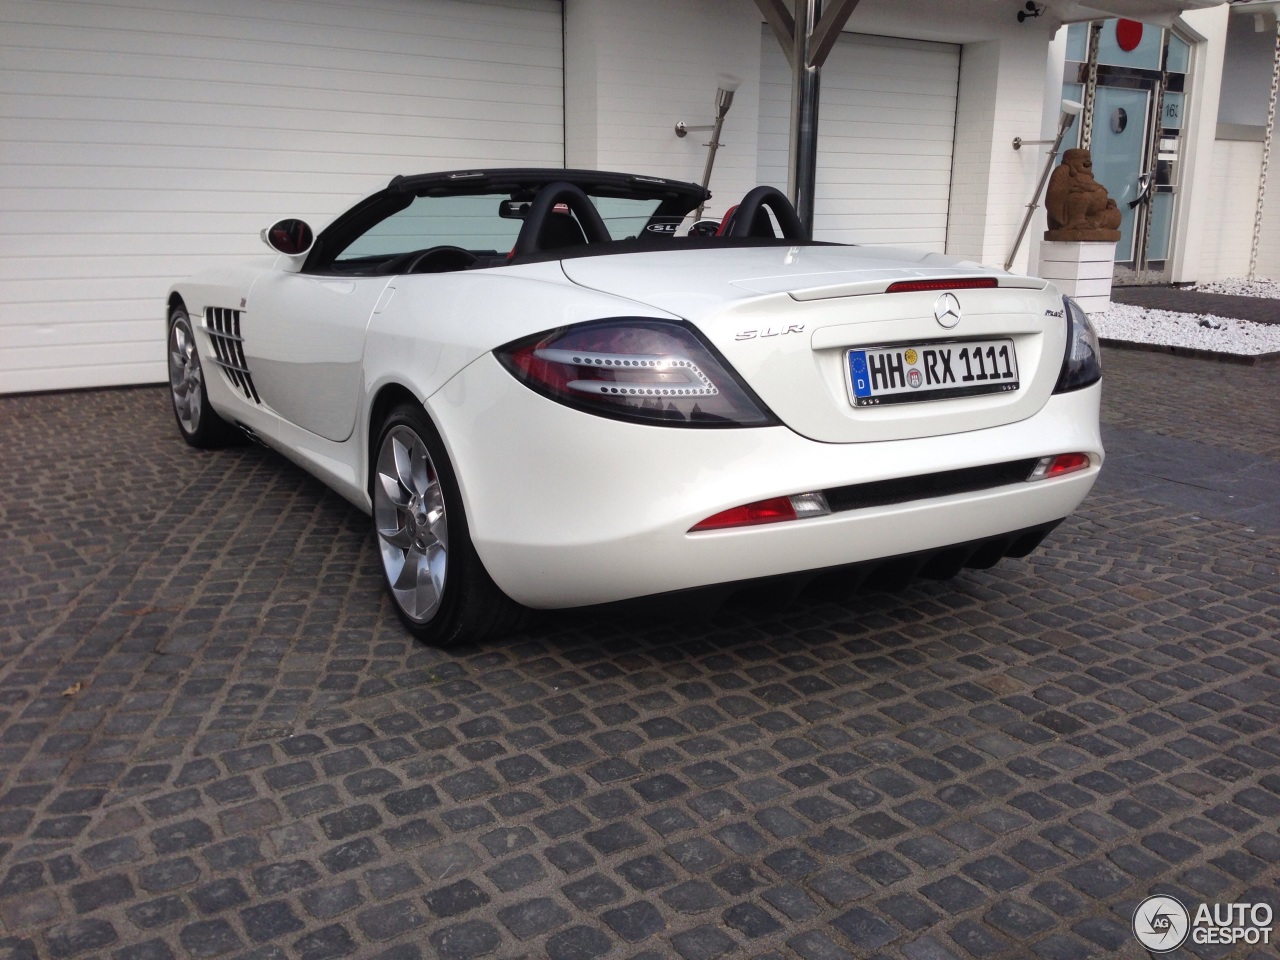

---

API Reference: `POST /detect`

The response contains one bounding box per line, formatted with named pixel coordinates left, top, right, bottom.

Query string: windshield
left=335, top=193, right=669, bottom=263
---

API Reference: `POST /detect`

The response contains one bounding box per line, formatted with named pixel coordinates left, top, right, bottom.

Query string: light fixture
left=1017, top=1, right=1044, bottom=22
left=1013, top=98, right=1083, bottom=151
left=675, top=73, right=742, bottom=220
left=1004, top=99, right=1085, bottom=271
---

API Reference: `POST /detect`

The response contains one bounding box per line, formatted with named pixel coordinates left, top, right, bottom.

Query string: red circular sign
left=1116, top=19, right=1143, bottom=53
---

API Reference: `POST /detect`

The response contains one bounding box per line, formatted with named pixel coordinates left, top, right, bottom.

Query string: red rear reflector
left=1046, top=452, right=1090, bottom=477
left=886, top=278, right=999, bottom=293
left=1028, top=453, right=1091, bottom=480
left=690, top=496, right=797, bottom=532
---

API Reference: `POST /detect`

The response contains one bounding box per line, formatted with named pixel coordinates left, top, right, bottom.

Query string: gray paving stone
left=562, top=872, right=625, bottom=910
left=661, top=880, right=724, bottom=914
left=495, top=896, right=570, bottom=939
left=602, top=900, right=665, bottom=942
left=2, top=355, right=1280, bottom=960
left=546, top=925, right=612, bottom=960
left=670, top=924, right=737, bottom=960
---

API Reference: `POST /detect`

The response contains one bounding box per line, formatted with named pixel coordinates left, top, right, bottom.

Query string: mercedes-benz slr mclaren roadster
left=166, top=169, right=1103, bottom=646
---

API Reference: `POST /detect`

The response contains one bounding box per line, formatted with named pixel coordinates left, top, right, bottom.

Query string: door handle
left=1128, top=173, right=1152, bottom=210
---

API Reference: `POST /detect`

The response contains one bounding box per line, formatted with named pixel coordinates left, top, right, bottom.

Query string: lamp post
left=675, top=73, right=742, bottom=220
left=1004, top=99, right=1084, bottom=272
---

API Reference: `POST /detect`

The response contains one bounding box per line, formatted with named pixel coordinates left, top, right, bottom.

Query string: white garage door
left=0, top=0, right=563, bottom=393
left=758, top=28, right=959, bottom=250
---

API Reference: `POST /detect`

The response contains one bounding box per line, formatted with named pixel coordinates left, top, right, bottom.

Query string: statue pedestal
left=1037, top=241, right=1116, bottom=314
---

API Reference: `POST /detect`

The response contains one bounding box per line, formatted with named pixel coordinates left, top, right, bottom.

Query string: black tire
left=371, top=403, right=526, bottom=646
left=167, top=305, right=238, bottom=448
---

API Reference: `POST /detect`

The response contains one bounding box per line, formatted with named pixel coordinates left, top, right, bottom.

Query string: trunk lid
left=560, top=246, right=1067, bottom=444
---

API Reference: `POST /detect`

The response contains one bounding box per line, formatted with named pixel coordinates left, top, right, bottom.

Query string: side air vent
left=824, top=459, right=1041, bottom=514
left=204, top=308, right=260, bottom=403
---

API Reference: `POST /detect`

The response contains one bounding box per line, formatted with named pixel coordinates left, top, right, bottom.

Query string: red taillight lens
left=885, top=278, right=999, bottom=293
left=496, top=319, right=776, bottom=427
left=1028, top=453, right=1091, bottom=480
left=690, top=491, right=830, bottom=532
left=691, top=496, right=796, bottom=531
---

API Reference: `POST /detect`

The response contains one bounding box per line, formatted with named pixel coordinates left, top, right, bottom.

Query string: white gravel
left=1193, top=277, right=1280, bottom=298
left=1090, top=303, right=1280, bottom=356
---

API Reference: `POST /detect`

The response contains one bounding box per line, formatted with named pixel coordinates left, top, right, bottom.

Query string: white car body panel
left=559, top=248, right=1069, bottom=443
left=430, top=352, right=1101, bottom=607
left=244, top=271, right=392, bottom=442
left=363, top=262, right=674, bottom=409
left=167, top=170, right=1103, bottom=622
left=560, top=245, right=994, bottom=314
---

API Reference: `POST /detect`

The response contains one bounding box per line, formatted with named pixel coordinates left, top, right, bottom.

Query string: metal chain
left=1250, top=18, right=1280, bottom=280
left=1140, top=67, right=1168, bottom=280
left=1081, top=22, right=1102, bottom=151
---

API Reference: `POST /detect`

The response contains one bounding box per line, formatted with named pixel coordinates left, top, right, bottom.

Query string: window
left=337, top=195, right=523, bottom=260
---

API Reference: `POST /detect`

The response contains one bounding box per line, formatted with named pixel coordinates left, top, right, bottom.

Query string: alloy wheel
left=373, top=424, right=449, bottom=623
left=168, top=317, right=203, bottom=434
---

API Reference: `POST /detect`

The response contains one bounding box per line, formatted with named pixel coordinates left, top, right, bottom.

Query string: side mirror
left=261, top=219, right=314, bottom=256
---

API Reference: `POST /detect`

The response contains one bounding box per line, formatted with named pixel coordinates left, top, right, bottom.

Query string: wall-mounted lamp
left=1016, top=1, right=1044, bottom=22
left=1004, top=99, right=1085, bottom=271
left=675, top=73, right=742, bottom=219
left=1013, top=98, right=1083, bottom=151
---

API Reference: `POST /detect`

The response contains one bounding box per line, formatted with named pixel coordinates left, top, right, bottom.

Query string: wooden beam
left=807, top=0, right=861, bottom=69
left=755, top=0, right=796, bottom=68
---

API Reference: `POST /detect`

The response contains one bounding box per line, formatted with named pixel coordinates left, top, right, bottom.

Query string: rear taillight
left=1054, top=296, right=1102, bottom=393
left=1028, top=453, right=1091, bottom=480
left=496, top=318, right=776, bottom=427
left=690, top=492, right=830, bottom=532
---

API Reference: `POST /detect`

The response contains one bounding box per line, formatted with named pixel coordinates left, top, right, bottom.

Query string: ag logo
left=934, top=292, right=961, bottom=329
left=1133, top=895, right=1190, bottom=952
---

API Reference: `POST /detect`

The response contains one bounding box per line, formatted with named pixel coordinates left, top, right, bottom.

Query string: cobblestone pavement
left=1, top=349, right=1277, bottom=960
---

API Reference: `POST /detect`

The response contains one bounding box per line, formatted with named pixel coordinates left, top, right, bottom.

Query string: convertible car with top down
left=166, top=168, right=1103, bottom=646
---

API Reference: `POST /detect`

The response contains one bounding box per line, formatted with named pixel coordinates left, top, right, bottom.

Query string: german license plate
left=846, top=339, right=1019, bottom=407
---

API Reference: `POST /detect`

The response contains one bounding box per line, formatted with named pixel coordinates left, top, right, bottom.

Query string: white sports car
left=167, top=169, right=1103, bottom=646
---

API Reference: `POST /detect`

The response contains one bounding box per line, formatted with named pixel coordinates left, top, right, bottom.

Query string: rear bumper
left=428, top=353, right=1102, bottom=608
left=581, top=519, right=1063, bottom=620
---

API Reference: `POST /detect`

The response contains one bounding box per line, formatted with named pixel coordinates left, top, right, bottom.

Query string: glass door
left=1062, top=20, right=1191, bottom=285
left=1092, top=83, right=1152, bottom=272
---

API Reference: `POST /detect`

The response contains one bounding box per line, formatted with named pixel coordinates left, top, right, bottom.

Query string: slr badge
left=934, top=292, right=961, bottom=329
left=735, top=324, right=805, bottom=341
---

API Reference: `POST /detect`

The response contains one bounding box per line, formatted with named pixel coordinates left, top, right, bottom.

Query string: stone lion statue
left=1044, top=148, right=1122, bottom=242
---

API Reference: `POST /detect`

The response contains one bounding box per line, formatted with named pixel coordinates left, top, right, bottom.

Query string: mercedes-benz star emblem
left=934, top=292, right=962, bottom=329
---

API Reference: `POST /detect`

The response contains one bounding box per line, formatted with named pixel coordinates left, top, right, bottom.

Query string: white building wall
left=1262, top=189, right=1280, bottom=279
left=757, top=30, right=960, bottom=250
left=564, top=0, right=763, bottom=223
left=0, top=0, right=563, bottom=394
left=835, top=1, right=1057, bottom=273
left=1220, top=7, right=1276, bottom=125
left=944, top=39, right=1052, bottom=272
left=946, top=43, right=1001, bottom=266
left=1199, top=138, right=1263, bottom=280
left=567, top=0, right=1057, bottom=271
left=1170, top=4, right=1230, bottom=284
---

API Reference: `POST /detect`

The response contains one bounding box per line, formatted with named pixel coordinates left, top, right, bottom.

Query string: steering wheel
left=400, top=245, right=478, bottom=274
left=726, top=186, right=807, bottom=241
left=510, top=182, right=612, bottom=259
